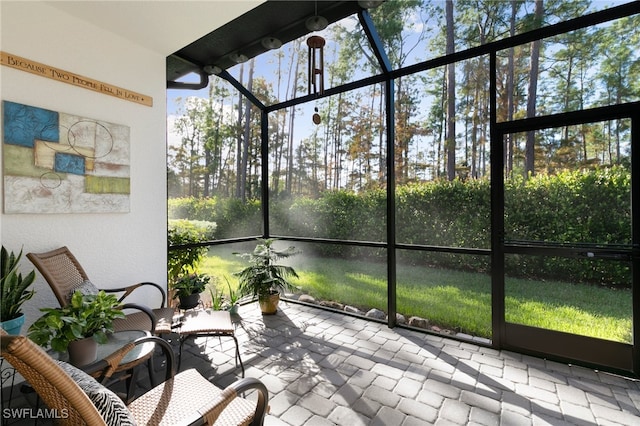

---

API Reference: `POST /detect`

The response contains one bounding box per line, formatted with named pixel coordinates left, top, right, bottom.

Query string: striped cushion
left=57, top=361, right=136, bottom=426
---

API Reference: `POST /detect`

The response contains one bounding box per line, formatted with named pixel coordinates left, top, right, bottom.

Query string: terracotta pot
left=258, top=292, right=280, bottom=315
left=68, top=337, right=98, bottom=367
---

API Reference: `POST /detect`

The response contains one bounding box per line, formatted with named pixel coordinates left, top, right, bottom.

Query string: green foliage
left=202, top=276, right=239, bottom=311
left=168, top=197, right=220, bottom=221
left=504, top=167, right=630, bottom=285
left=168, top=197, right=261, bottom=239
left=279, top=189, right=386, bottom=258
left=234, top=239, right=300, bottom=298
left=170, top=168, right=630, bottom=287
left=1, top=246, right=36, bottom=321
left=214, top=198, right=262, bottom=239
left=224, top=276, right=240, bottom=305
left=28, top=291, right=125, bottom=352
left=208, top=287, right=224, bottom=311
left=396, top=178, right=491, bottom=248
left=172, top=273, right=210, bottom=299
left=167, top=219, right=216, bottom=284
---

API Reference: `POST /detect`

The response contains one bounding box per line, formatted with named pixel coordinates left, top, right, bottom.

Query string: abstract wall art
left=2, top=101, right=130, bottom=213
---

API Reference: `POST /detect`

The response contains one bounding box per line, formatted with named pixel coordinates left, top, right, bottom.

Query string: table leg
left=177, top=335, right=187, bottom=371
left=231, top=335, right=245, bottom=378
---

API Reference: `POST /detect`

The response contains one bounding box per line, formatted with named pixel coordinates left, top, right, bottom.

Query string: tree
left=285, top=42, right=303, bottom=195
left=240, top=59, right=255, bottom=201
left=167, top=0, right=636, bottom=197
left=505, top=0, right=520, bottom=177
left=235, top=62, right=245, bottom=198
left=457, top=0, right=511, bottom=179
left=353, top=0, right=425, bottom=184
left=524, top=0, right=544, bottom=177
left=171, top=97, right=210, bottom=196
left=596, top=14, right=640, bottom=164
left=445, top=0, right=456, bottom=181
left=203, top=80, right=233, bottom=197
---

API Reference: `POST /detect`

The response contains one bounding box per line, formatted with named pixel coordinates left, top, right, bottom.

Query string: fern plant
left=234, top=238, right=300, bottom=299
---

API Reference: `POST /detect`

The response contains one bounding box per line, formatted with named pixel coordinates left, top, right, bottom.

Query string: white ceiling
left=46, top=1, right=263, bottom=56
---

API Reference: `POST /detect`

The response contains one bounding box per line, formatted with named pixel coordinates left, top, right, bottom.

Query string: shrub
left=167, top=219, right=216, bottom=284
left=168, top=197, right=261, bottom=238
left=167, top=167, right=631, bottom=287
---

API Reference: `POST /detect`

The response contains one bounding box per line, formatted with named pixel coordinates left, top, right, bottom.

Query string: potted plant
left=172, top=273, right=210, bottom=309
left=28, top=290, right=125, bottom=366
left=209, top=287, right=224, bottom=311
left=1, top=246, right=36, bottom=335
left=225, top=278, right=240, bottom=315
left=234, top=238, right=300, bottom=315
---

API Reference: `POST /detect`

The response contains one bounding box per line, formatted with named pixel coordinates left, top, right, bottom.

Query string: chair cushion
left=68, top=279, right=99, bottom=302
left=56, top=361, right=136, bottom=426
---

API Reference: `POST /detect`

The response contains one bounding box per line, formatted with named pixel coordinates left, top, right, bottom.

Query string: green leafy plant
left=234, top=238, right=300, bottom=298
left=1, top=246, right=36, bottom=321
left=167, top=219, right=216, bottom=285
left=28, top=291, right=125, bottom=352
left=171, top=273, right=210, bottom=299
left=209, top=287, right=224, bottom=311
left=225, top=277, right=240, bottom=306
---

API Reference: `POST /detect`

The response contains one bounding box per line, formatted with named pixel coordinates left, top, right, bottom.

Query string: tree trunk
left=525, top=0, right=543, bottom=178
left=286, top=53, right=300, bottom=195
left=436, top=71, right=445, bottom=178
left=505, top=0, right=517, bottom=176
left=235, top=63, right=244, bottom=198
left=240, top=59, right=254, bottom=201
left=272, top=53, right=284, bottom=197
left=446, top=0, right=456, bottom=181
left=378, top=83, right=385, bottom=185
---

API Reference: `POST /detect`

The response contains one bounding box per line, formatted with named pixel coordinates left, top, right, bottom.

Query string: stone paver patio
left=178, top=301, right=640, bottom=425
left=3, top=300, right=639, bottom=425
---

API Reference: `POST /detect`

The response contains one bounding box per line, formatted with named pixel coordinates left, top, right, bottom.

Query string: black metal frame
left=169, top=3, right=640, bottom=377
left=491, top=97, right=639, bottom=376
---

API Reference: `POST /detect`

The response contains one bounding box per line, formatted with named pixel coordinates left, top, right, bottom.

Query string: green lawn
left=200, top=250, right=632, bottom=343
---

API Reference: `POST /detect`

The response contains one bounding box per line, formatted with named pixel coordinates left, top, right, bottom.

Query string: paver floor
left=179, top=301, right=640, bottom=426
left=3, top=300, right=639, bottom=425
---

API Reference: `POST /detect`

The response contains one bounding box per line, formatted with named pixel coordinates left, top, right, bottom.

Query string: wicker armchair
left=0, top=332, right=269, bottom=425
left=27, top=246, right=175, bottom=335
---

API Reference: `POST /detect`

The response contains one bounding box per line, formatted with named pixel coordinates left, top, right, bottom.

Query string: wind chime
left=307, top=35, right=325, bottom=125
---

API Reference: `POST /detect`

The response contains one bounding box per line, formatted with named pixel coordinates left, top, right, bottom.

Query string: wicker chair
left=0, top=332, right=269, bottom=425
left=27, top=246, right=175, bottom=335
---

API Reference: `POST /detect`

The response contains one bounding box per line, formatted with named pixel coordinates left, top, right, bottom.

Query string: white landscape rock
left=365, top=308, right=386, bottom=320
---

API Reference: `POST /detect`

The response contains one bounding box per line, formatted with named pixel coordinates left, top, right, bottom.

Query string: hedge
left=167, top=219, right=216, bottom=283
left=169, top=197, right=261, bottom=239
left=168, top=166, right=631, bottom=287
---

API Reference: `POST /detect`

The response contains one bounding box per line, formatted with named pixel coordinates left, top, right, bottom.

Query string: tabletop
left=52, top=330, right=154, bottom=373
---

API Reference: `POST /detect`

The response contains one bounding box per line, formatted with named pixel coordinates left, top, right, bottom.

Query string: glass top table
left=51, top=330, right=155, bottom=401
left=52, top=330, right=154, bottom=368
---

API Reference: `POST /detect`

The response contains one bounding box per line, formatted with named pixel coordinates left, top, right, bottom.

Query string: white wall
left=0, top=1, right=168, bottom=329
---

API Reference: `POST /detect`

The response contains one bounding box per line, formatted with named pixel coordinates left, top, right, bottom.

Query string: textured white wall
left=0, top=1, right=168, bottom=330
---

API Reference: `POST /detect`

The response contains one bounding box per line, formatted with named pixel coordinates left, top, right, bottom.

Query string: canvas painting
left=2, top=101, right=130, bottom=213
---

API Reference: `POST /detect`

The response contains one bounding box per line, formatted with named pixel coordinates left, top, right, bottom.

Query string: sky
left=166, top=0, right=633, bottom=150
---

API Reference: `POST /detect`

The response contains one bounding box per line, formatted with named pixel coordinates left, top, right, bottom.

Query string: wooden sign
left=1, top=51, right=153, bottom=107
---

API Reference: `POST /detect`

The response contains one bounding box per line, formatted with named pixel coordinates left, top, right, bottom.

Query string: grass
left=200, top=250, right=632, bottom=343
left=505, top=277, right=632, bottom=342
